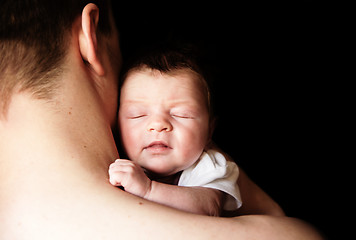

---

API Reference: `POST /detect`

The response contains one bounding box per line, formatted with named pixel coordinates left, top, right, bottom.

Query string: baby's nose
left=147, top=116, right=173, bottom=132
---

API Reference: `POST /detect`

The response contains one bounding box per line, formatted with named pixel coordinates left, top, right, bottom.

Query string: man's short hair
left=0, top=0, right=112, bottom=115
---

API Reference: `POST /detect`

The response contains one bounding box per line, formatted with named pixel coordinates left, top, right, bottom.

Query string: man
left=0, top=0, right=322, bottom=239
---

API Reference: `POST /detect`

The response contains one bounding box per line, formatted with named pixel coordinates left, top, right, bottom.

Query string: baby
left=109, top=48, right=242, bottom=216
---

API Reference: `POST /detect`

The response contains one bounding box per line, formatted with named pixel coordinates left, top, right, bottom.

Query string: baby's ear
left=78, top=3, right=105, bottom=76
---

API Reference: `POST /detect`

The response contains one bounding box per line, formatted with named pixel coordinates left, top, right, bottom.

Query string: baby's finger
left=114, top=159, right=132, bottom=164
left=109, top=159, right=130, bottom=169
left=110, top=159, right=133, bottom=168
left=109, top=171, right=124, bottom=186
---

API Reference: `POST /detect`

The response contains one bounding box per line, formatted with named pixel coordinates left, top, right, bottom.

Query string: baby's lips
left=145, top=140, right=171, bottom=149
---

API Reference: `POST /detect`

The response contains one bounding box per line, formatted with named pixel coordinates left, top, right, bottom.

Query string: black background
left=113, top=2, right=339, bottom=238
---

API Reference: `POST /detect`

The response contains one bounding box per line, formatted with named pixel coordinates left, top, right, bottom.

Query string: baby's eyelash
left=171, top=114, right=194, bottom=119
left=128, top=115, right=146, bottom=119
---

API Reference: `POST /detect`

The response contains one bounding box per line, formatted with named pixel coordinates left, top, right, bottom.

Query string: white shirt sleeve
left=178, top=149, right=242, bottom=211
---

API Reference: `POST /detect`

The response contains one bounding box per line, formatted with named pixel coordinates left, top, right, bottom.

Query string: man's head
left=0, top=0, right=120, bottom=121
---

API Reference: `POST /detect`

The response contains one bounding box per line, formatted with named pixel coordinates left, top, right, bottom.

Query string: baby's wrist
left=143, top=180, right=154, bottom=200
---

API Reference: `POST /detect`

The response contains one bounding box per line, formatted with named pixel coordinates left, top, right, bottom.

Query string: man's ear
left=79, top=3, right=105, bottom=76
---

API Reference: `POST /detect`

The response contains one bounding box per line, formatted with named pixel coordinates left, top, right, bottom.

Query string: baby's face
left=118, top=68, right=210, bottom=176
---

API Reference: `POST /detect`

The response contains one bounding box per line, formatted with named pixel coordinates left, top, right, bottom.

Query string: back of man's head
left=0, top=0, right=112, bottom=116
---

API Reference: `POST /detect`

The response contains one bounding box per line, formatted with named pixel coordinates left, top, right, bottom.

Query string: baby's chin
left=137, top=156, right=179, bottom=175
left=139, top=161, right=178, bottom=176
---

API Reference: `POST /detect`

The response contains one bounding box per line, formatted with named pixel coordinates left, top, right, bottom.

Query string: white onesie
left=178, top=149, right=242, bottom=211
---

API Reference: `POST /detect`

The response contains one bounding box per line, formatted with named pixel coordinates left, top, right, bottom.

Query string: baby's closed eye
left=122, top=106, right=147, bottom=119
left=171, top=113, right=194, bottom=119
left=128, top=114, right=147, bottom=119
left=170, top=109, right=197, bottom=119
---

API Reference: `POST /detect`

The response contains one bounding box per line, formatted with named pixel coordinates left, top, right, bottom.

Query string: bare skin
left=0, top=4, right=323, bottom=240
left=0, top=93, right=323, bottom=240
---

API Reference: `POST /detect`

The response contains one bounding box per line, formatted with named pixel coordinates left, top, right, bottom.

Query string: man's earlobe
left=79, top=3, right=105, bottom=76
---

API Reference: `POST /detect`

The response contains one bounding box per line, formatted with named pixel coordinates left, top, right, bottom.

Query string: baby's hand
left=109, top=159, right=152, bottom=199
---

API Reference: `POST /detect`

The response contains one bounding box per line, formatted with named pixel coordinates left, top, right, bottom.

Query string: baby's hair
left=120, top=45, right=215, bottom=121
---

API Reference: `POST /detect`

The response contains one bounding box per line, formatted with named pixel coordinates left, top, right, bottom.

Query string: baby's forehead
left=123, top=67, right=206, bottom=90
left=120, top=66, right=212, bottom=117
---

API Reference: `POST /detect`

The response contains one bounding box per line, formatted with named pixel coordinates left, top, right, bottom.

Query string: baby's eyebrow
left=120, top=99, right=202, bottom=112
left=120, top=100, right=147, bottom=107
left=121, top=99, right=146, bottom=104
left=167, top=99, right=193, bottom=105
left=168, top=101, right=202, bottom=111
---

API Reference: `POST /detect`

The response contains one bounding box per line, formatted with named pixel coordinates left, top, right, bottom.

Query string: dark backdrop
left=113, top=2, right=336, bottom=238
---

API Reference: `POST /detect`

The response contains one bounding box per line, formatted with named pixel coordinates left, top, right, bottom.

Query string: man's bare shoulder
left=0, top=175, right=145, bottom=239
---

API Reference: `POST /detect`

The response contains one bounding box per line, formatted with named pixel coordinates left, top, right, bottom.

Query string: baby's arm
left=148, top=181, right=223, bottom=216
left=109, top=159, right=223, bottom=216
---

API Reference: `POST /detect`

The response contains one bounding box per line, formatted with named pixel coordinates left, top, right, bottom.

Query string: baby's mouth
left=144, top=141, right=172, bottom=153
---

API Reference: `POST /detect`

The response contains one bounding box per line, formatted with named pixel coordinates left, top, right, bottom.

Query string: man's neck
left=0, top=85, right=118, bottom=183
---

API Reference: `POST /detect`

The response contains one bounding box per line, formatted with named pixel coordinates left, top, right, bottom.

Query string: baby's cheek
left=120, top=125, right=140, bottom=158
left=180, top=132, right=206, bottom=161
